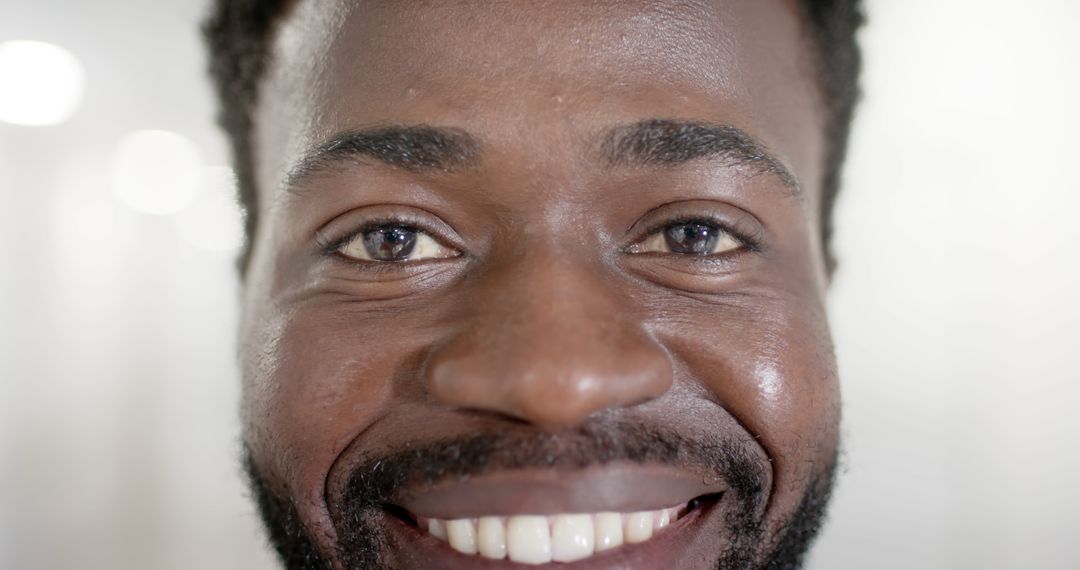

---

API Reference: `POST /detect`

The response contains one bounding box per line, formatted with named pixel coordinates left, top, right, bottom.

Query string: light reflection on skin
left=754, top=358, right=784, bottom=408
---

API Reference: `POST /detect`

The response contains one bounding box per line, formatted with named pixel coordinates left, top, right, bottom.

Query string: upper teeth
left=419, top=506, right=684, bottom=564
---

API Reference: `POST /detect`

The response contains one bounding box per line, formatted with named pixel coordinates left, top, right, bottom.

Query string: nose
left=425, top=253, right=673, bottom=427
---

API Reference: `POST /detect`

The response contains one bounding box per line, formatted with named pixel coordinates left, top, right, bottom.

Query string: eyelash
left=317, top=215, right=450, bottom=259
left=317, top=213, right=761, bottom=265
left=633, top=215, right=763, bottom=254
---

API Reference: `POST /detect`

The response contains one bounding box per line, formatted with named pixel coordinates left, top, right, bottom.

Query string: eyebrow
left=286, top=119, right=798, bottom=194
left=286, top=125, right=480, bottom=189
left=600, top=119, right=799, bottom=193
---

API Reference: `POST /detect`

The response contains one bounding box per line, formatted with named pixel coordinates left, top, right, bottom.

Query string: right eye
left=337, top=224, right=459, bottom=262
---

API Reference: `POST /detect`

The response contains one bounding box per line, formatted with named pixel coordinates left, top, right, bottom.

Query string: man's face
left=241, top=1, right=838, bottom=568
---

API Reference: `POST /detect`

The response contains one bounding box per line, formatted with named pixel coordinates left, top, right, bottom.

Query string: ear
left=825, top=252, right=838, bottom=286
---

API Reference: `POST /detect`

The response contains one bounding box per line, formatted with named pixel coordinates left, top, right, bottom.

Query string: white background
left=1, top=1, right=1078, bottom=568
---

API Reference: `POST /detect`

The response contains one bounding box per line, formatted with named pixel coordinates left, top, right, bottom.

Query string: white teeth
left=654, top=508, right=672, bottom=530
left=507, top=515, right=553, bottom=564
left=551, top=514, right=595, bottom=562
left=422, top=503, right=686, bottom=562
left=624, top=511, right=654, bottom=544
left=477, top=516, right=507, bottom=560
left=446, top=519, right=478, bottom=555
left=594, top=512, right=624, bottom=552
left=427, top=518, right=448, bottom=541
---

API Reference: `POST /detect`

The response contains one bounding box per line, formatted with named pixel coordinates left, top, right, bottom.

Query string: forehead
left=255, top=0, right=824, bottom=210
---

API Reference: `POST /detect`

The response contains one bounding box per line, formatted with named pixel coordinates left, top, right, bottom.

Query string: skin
left=241, top=0, right=839, bottom=567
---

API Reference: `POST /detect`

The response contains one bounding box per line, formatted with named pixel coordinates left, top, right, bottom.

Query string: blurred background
left=1, top=1, right=1077, bottom=568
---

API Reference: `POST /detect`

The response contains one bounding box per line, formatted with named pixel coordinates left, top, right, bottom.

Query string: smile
left=408, top=499, right=709, bottom=564
left=374, top=464, right=727, bottom=567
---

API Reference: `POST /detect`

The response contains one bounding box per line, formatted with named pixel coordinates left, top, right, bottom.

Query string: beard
left=244, top=420, right=837, bottom=570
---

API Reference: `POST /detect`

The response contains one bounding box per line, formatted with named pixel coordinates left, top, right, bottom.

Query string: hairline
left=204, top=0, right=861, bottom=274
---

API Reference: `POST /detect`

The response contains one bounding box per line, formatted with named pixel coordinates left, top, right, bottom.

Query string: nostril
left=426, top=354, right=499, bottom=409
left=424, top=311, right=673, bottom=427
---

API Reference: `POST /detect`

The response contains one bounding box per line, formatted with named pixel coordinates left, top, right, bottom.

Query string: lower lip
left=380, top=496, right=720, bottom=569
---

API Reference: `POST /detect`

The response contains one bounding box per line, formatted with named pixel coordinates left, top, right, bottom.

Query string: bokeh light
left=0, top=40, right=85, bottom=126
left=4, top=1, right=1080, bottom=569
left=110, top=130, right=204, bottom=215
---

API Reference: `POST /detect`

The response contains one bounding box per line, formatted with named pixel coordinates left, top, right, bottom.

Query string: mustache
left=243, top=420, right=837, bottom=569
left=333, top=419, right=770, bottom=518
left=244, top=422, right=833, bottom=570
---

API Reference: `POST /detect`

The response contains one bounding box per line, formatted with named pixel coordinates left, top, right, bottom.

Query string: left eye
left=337, top=225, right=458, bottom=262
left=633, top=221, right=742, bottom=255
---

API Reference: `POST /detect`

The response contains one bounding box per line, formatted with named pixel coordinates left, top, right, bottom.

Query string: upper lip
left=391, top=462, right=727, bottom=519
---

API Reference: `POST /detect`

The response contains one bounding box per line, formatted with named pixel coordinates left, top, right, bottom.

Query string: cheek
left=745, top=322, right=840, bottom=460
left=241, top=305, right=403, bottom=505
left=654, top=294, right=840, bottom=490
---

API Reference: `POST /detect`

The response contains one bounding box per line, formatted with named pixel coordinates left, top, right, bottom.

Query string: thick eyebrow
left=286, top=120, right=798, bottom=195
left=286, top=125, right=480, bottom=190
left=600, top=119, right=799, bottom=193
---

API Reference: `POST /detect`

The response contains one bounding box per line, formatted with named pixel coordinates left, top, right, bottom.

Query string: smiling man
left=203, top=1, right=862, bottom=568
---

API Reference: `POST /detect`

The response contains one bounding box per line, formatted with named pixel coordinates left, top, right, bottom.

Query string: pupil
left=362, top=226, right=418, bottom=261
left=664, top=222, right=719, bottom=254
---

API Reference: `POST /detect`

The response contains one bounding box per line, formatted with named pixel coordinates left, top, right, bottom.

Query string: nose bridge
left=425, top=251, right=673, bottom=427
left=508, top=251, right=616, bottom=334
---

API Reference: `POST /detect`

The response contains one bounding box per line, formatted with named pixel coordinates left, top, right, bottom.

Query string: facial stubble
left=244, top=420, right=836, bottom=569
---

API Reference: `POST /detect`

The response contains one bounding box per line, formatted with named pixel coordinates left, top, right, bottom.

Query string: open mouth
left=326, top=430, right=762, bottom=568
left=385, top=493, right=722, bottom=565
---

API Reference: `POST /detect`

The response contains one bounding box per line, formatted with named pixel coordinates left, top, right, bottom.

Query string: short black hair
left=203, top=1, right=863, bottom=271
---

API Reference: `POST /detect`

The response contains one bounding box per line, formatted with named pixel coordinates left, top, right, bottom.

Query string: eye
left=632, top=220, right=743, bottom=256
left=336, top=224, right=458, bottom=262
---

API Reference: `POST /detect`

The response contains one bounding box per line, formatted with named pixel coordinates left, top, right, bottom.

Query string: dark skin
left=242, top=0, right=838, bottom=568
